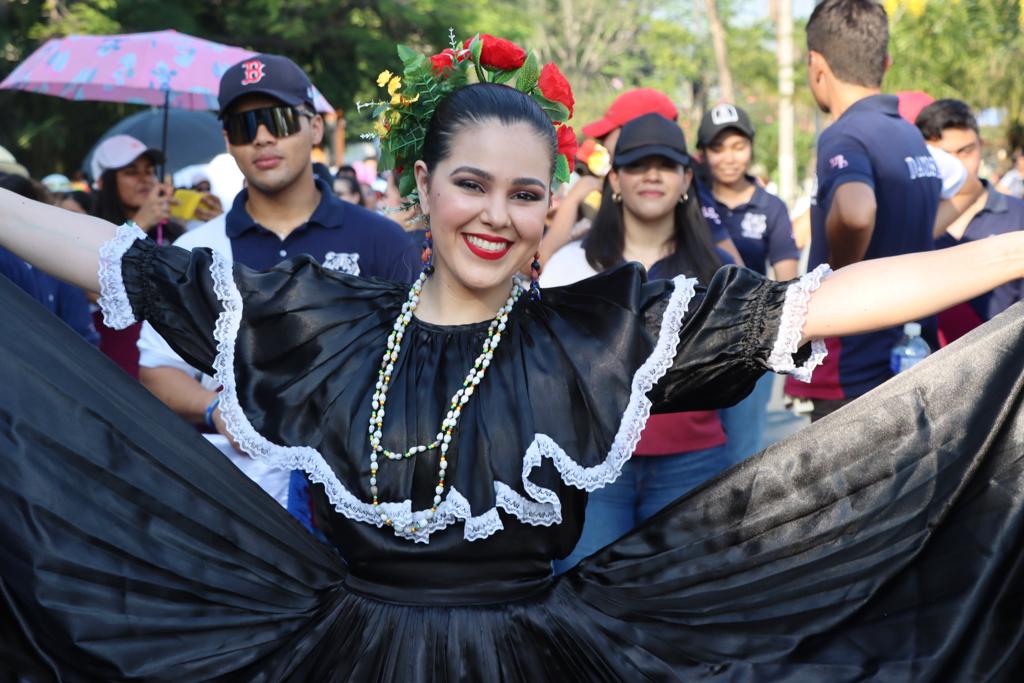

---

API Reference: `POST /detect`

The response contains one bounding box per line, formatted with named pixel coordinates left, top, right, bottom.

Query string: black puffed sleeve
left=643, top=264, right=828, bottom=413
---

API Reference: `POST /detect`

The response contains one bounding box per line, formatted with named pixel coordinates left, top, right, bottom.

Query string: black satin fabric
left=124, top=241, right=788, bottom=601
left=1, top=245, right=1022, bottom=680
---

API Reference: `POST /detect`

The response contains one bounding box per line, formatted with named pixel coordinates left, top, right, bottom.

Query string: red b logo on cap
left=241, top=60, right=266, bottom=86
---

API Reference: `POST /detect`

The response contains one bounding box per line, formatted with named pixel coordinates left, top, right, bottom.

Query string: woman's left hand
left=193, top=193, right=224, bottom=223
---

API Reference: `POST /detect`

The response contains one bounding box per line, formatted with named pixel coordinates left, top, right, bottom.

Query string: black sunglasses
left=222, top=105, right=312, bottom=146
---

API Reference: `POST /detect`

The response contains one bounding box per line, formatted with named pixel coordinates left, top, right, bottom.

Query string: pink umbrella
left=0, top=30, right=333, bottom=112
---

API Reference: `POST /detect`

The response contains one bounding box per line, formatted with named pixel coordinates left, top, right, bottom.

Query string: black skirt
left=1, top=269, right=1023, bottom=681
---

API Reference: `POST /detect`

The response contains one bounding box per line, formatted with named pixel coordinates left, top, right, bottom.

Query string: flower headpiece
left=359, top=30, right=577, bottom=207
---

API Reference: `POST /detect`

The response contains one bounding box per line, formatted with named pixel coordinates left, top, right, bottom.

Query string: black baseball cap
left=612, top=113, right=690, bottom=168
left=697, top=103, right=755, bottom=148
left=218, top=54, right=316, bottom=117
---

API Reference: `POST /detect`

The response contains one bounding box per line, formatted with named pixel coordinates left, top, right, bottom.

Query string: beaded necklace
left=368, top=271, right=522, bottom=533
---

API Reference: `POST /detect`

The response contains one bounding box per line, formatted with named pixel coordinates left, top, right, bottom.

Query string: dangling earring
left=679, top=192, right=688, bottom=204
left=421, top=226, right=434, bottom=276
left=612, top=192, right=622, bottom=203
left=529, top=251, right=542, bottom=301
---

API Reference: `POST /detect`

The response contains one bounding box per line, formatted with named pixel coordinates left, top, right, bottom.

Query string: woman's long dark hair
left=583, top=173, right=722, bottom=284
left=92, top=169, right=128, bottom=224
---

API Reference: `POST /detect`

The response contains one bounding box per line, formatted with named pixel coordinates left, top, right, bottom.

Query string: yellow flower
left=391, top=93, right=403, bottom=106
left=387, top=76, right=402, bottom=96
left=374, top=119, right=389, bottom=138
left=906, top=0, right=925, bottom=17
left=389, top=110, right=401, bottom=125
left=377, top=70, right=393, bottom=87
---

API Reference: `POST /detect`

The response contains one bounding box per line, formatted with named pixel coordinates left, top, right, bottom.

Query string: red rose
left=430, top=48, right=458, bottom=77
left=538, top=63, right=574, bottom=118
left=464, top=34, right=526, bottom=71
left=556, top=125, right=578, bottom=173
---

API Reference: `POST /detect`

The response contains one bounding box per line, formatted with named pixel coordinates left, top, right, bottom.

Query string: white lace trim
left=767, top=264, right=832, bottom=382
left=96, top=222, right=147, bottom=330
left=206, top=257, right=697, bottom=543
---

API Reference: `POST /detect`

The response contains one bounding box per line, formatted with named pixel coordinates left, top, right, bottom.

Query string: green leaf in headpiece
left=398, top=170, right=418, bottom=197
left=554, top=154, right=571, bottom=185
left=516, top=51, right=540, bottom=92
left=532, top=92, right=570, bottom=123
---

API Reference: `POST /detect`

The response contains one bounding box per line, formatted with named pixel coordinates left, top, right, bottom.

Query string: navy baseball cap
left=218, top=54, right=316, bottom=117
left=613, top=113, right=690, bottom=168
left=697, top=103, right=755, bottom=148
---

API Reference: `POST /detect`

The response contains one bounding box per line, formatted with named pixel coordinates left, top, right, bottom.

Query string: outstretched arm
left=0, top=188, right=120, bottom=292
left=803, top=232, right=1024, bottom=342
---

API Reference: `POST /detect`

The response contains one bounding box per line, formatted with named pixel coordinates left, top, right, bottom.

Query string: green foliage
left=886, top=0, right=1024, bottom=149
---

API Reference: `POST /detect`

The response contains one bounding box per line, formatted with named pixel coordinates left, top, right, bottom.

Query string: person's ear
left=608, top=169, right=621, bottom=196
left=681, top=167, right=694, bottom=193
left=309, top=114, right=325, bottom=145
left=414, top=161, right=431, bottom=217
left=807, top=51, right=824, bottom=82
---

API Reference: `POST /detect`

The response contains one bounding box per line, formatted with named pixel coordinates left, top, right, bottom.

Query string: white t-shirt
left=539, top=240, right=598, bottom=288
left=135, top=215, right=291, bottom=509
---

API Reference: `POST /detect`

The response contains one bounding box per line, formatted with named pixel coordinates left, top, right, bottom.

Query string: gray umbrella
left=83, top=108, right=225, bottom=181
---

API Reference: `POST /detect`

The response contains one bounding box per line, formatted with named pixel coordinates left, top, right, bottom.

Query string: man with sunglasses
left=137, top=54, right=419, bottom=535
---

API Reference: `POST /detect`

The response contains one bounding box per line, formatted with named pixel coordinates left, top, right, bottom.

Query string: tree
left=701, top=0, right=735, bottom=103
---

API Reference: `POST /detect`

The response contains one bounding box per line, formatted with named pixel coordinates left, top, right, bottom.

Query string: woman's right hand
left=133, top=183, right=173, bottom=230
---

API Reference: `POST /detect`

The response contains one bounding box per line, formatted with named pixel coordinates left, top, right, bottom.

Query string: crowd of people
left=2, top=0, right=1024, bottom=678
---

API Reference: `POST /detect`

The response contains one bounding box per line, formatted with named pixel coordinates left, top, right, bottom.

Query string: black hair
left=582, top=173, right=722, bottom=285
left=334, top=174, right=364, bottom=204
left=337, top=165, right=358, bottom=179
left=915, top=99, right=979, bottom=141
left=806, top=0, right=889, bottom=88
left=0, top=173, right=50, bottom=203
left=62, top=190, right=95, bottom=214
left=92, top=168, right=129, bottom=224
left=421, top=82, right=557, bottom=178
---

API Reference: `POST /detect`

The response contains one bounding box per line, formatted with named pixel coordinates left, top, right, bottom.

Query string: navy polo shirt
left=226, top=178, right=420, bottom=282
left=936, top=180, right=1024, bottom=319
left=792, top=94, right=941, bottom=400
left=705, top=180, right=800, bottom=276
left=0, top=247, right=99, bottom=345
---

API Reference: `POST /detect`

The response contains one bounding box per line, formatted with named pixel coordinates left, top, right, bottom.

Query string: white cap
left=90, top=135, right=164, bottom=182
left=0, top=144, right=29, bottom=178
left=41, top=173, right=72, bottom=192
left=904, top=322, right=922, bottom=337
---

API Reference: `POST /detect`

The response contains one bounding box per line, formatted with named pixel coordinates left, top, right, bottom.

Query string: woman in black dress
left=1, top=72, right=1024, bottom=680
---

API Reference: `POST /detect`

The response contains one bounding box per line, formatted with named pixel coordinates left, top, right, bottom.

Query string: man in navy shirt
left=786, top=0, right=942, bottom=421
left=917, top=98, right=1024, bottom=340
left=138, top=54, right=418, bottom=530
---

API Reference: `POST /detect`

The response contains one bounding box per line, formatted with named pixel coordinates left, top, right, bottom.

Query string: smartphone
left=171, top=188, right=204, bottom=221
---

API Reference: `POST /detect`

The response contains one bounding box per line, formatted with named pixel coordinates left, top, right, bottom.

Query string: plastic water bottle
left=890, top=322, right=931, bottom=374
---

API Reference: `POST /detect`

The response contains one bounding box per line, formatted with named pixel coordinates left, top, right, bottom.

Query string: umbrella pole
left=160, top=90, right=170, bottom=182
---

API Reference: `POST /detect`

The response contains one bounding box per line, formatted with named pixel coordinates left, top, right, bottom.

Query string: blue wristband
left=204, top=395, right=221, bottom=430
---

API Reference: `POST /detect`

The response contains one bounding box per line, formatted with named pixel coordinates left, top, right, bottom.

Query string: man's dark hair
left=915, top=99, right=979, bottom=141
left=807, top=0, right=889, bottom=88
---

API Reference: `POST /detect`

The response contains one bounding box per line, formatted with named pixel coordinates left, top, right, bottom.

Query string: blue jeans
left=553, top=444, right=731, bottom=573
left=719, top=372, right=773, bottom=466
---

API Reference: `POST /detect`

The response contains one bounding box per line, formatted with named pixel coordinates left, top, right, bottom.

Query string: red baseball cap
left=581, top=88, right=679, bottom=139
left=896, top=91, right=934, bottom=124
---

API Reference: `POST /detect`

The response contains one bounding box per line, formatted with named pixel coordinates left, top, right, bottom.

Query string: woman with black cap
left=543, top=113, right=735, bottom=571
left=697, top=103, right=802, bottom=463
